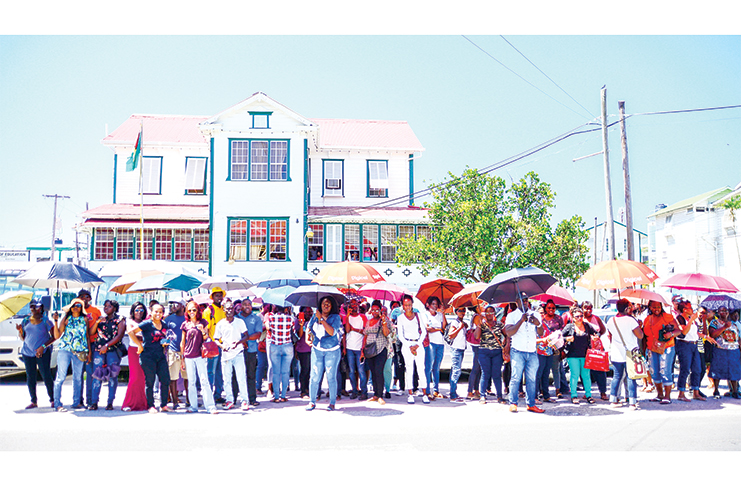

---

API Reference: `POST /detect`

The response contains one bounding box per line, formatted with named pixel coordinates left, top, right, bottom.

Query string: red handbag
left=201, top=339, right=220, bottom=359
left=584, top=348, right=610, bottom=372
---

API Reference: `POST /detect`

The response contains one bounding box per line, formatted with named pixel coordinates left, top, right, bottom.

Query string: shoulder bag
left=613, top=317, right=648, bottom=380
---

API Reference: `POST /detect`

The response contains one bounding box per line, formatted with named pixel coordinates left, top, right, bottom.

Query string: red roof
left=308, top=205, right=429, bottom=223
left=310, top=119, right=424, bottom=151
left=81, top=204, right=209, bottom=221
left=103, top=115, right=209, bottom=146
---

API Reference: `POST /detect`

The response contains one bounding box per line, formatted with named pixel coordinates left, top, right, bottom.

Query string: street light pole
left=43, top=194, right=70, bottom=262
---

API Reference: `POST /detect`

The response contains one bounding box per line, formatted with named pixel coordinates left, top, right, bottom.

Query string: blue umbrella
left=255, top=269, right=314, bottom=289
left=260, top=285, right=296, bottom=307
left=700, top=294, right=741, bottom=311
left=128, top=272, right=204, bottom=293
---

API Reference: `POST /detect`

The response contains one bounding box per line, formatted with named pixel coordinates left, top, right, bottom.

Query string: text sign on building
left=0, top=250, right=30, bottom=262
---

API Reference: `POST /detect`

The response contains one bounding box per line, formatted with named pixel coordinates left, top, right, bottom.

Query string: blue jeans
left=269, top=343, right=294, bottom=400
left=383, top=353, right=393, bottom=393
left=650, top=346, right=676, bottom=386
left=610, top=361, right=638, bottom=405
left=256, top=349, right=267, bottom=391
left=54, top=349, right=84, bottom=408
left=478, top=347, right=504, bottom=399
left=207, top=351, right=223, bottom=398
left=449, top=348, right=465, bottom=399
left=467, top=345, right=481, bottom=394
left=428, top=343, right=445, bottom=394
left=424, top=345, right=433, bottom=394
left=536, top=353, right=560, bottom=399
left=346, top=349, right=367, bottom=396
left=91, top=350, right=122, bottom=406
left=508, top=348, right=538, bottom=407
left=309, top=347, right=341, bottom=406
left=185, top=356, right=215, bottom=412
left=675, top=340, right=702, bottom=391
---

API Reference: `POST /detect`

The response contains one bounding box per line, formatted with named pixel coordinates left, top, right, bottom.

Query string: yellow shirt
left=202, top=303, right=226, bottom=339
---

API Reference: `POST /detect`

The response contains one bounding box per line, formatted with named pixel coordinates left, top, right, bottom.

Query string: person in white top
left=446, top=306, right=468, bottom=402
left=504, top=296, right=545, bottom=413
left=424, top=296, right=448, bottom=399
left=674, top=300, right=704, bottom=402
left=213, top=300, right=249, bottom=411
left=396, top=295, right=430, bottom=404
left=604, top=298, right=645, bottom=409
left=344, top=299, right=368, bottom=400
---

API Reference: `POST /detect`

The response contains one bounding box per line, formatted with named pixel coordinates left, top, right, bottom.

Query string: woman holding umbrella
left=306, top=296, right=343, bottom=411
left=16, top=299, right=55, bottom=409
left=708, top=306, right=741, bottom=399
left=52, top=298, right=89, bottom=412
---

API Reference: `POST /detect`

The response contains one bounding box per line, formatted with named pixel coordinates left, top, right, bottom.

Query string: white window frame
left=323, top=159, right=343, bottom=197
left=325, top=224, right=342, bottom=262
left=141, top=156, right=162, bottom=195
left=368, top=159, right=389, bottom=198
left=184, top=157, right=207, bottom=194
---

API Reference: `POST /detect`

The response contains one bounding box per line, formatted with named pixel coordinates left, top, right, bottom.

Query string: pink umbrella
left=660, top=273, right=739, bottom=293
left=532, top=283, right=576, bottom=307
left=357, top=282, right=408, bottom=302
left=620, top=288, right=669, bottom=306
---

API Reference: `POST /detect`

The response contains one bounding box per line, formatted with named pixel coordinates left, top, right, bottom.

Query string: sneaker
left=407, top=395, right=415, bottom=404
left=450, top=397, right=464, bottom=403
left=350, top=391, right=357, bottom=399
left=509, top=404, right=518, bottom=413
left=378, top=398, right=386, bottom=405
left=479, top=397, right=486, bottom=404
left=122, top=407, right=132, bottom=412
left=223, top=401, right=235, bottom=410
left=240, top=401, right=250, bottom=411
left=305, top=403, right=316, bottom=411
left=367, top=396, right=379, bottom=402
left=148, top=407, right=159, bottom=414
left=56, top=406, right=67, bottom=413
left=327, top=404, right=336, bottom=411
left=215, top=396, right=226, bottom=404
left=526, top=405, right=545, bottom=414
left=422, top=395, right=430, bottom=404
left=208, top=407, right=219, bottom=415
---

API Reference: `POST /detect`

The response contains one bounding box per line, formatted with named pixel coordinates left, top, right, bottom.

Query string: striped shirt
left=267, top=313, right=294, bottom=345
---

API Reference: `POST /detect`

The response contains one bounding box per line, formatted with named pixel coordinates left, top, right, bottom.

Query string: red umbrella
left=532, top=283, right=576, bottom=307
left=660, top=272, right=739, bottom=293
left=357, top=282, right=408, bottom=302
left=416, top=278, right=464, bottom=307
left=448, top=282, right=488, bottom=308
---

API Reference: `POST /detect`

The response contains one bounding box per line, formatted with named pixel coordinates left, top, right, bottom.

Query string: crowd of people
left=15, top=286, right=741, bottom=414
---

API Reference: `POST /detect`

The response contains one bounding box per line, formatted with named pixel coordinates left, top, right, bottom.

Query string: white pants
left=222, top=353, right=248, bottom=404
left=401, top=344, right=427, bottom=391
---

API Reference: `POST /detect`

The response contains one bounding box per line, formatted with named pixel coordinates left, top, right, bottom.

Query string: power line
left=461, top=35, right=593, bottom=121
left=500, top=35, right=597, bottom=119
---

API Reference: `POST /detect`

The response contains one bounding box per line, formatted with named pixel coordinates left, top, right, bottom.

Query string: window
left=381, top=225, right=397, bottom=262
left=194, top=229, right=209, bottom=261
left=229, top=218, right=288, bottom=262
left=308, top=224, right=324, bottom=261
left=230, top=140, right=289, bottom=181
left=155, top=229, right=172, bottom=260
left=250, top=112, right=272, bottom=129
left=185, top=157, right=207, bottom=194
left=398, top=225, right=414, bottom=240
left=323, top=159, right=343, bottom=196
left=368, top=160, right=389, bottom=197
left=137, top=229, right=153, bottom=259
left=94, top=228, right=114, bottom=261
left=344, top=224, right=360, bottom=261
left=141, top=156, right=162, bottom=194
left=362, top=225, right=378, bottom=262
left=116, top=229, right=134, bottom=260
left=416, top=226, right=431, bottom=240
left=173, top=229, right=192, bottom=261
left=325, top=224, right=342, bottom=262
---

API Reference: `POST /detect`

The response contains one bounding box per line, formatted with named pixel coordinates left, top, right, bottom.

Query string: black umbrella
left=285, top=284, right=345, bottom=309
left=478, top=267, right=557, bottom=306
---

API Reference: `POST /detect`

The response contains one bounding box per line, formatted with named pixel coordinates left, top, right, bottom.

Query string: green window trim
left=184, top=156, right=208, bottom=195
left=226, top=216, right=291, bottom=263
left=248, top=111, right=273, bottom=129
left=89, top=227, right=210, bottom=262
left=227, top=138, right=291, bottom=182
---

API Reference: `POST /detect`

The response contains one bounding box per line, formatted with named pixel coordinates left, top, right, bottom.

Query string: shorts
left=167, top=350, right=187, bottom=381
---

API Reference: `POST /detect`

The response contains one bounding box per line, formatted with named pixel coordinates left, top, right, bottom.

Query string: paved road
left=2, top=375, right=740, bottom=453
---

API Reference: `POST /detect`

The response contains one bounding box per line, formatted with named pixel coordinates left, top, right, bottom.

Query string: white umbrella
left=199, top=274, right=254, bottom=291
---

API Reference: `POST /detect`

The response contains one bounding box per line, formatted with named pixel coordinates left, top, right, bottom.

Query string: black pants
left=393, top=345, right=406, bottom=390
left=244, top=351, right=257, bottom=403
left=22, top=350, right=54, bottom=405
left=366, top=348, right=388, bottom=398
left=140, top=353, right=170, bottom=409
left=297, top=351, right=311, bottom=397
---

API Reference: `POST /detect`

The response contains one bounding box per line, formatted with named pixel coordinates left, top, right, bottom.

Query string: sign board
left=0, top=249, right=30, bottom=262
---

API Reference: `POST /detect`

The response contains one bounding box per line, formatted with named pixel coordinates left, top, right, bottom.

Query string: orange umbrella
left=532, top=283, right=576, bottom=307
left=621, top=288, right=669, bottom=306
left=416, top=278, right=464, bottom=307
left=109, top=270, right=164, bottom=294
left=312, top=261, right=385, bottom=286
left=575, top=260, right=658, bottom=290
left=447, top=282, right=488, bottom=309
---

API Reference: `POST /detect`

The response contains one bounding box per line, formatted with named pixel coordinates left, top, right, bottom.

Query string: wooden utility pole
left=618, top=100, right=635, bottom=261
left=593, top=217, right=598, bottom=306
left=601, top=87, right=616, bottom=260
left=43, top=194, right=70, bottom=262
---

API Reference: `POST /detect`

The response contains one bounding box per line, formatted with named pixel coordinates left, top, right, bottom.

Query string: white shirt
left=605, top=314, right=640, bottom=363
left=506, top=307, right=539, bottom=353
left=396, top=312, right=427, bottom=348
left=213, top=316, right=247, bottom=361
left=676, top=314, right=700, bottom=342
left=425, top=311, right=445, bottom=345
left=447, top=318, right=468, bottom=350
left=345, top=314, right=365, bottom=351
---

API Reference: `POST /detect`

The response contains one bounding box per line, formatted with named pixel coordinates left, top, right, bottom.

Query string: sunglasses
left=72, top=304, right=82, bottom=308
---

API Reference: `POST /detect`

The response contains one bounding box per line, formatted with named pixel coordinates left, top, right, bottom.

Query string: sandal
left=571, top=398, right=580, bottom=404
left=649, top=397, right=662, bottom=402
left=660, top=398, right=671, bottom=405
left=678, top=396, right=691, bottom=402
left=586, top=397, right=595, bottom=404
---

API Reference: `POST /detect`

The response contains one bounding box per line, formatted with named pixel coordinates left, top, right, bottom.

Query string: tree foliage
left=717, top=194, right=741, bottom=271
left=395, top=169, right=590, bottom=286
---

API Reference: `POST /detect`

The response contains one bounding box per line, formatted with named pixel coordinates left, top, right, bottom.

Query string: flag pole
left=139, top=120, right=144, bottom=260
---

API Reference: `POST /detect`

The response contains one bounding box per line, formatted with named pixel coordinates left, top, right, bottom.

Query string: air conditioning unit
left=325, top=179, right=341, bottom=190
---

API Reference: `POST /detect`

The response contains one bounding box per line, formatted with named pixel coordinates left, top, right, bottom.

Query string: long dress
left=121, top=318, right=148, bottom=411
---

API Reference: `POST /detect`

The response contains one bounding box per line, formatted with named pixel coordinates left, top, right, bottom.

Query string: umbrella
left=109, top=270, right=164, bottom=294
left=199, top=274, right=254, bottom=291
left=660, top=272, right=739, bottom=293
left=255, top=269, right=315, bottom=289
left=357, top=282, right=408, bottom=302
left=312, top=261, right=385, bottom=286
left=285, top=284, right=345, bottom=309
left=128, top=272, right=204, bottom=293
left=0, top=290, right=34, bottom=322
left=620, top=288, right=669, bottom=306
left=699, top=294, right=741, bottom=311
left=190, top=293, right=212, bottom=305
left=448, top=282, right=488, bottom=309
left=416, top=278, right=464, bottom=307
left=532, top=283, right=576, bottom=307
left=479, top=267, right=557, bottom=305
left=225, top=288, right=258, bottom=301
left=575, top=259, right=658, bottom=290
left=260, top=285, right=296, bottom=307
left=13, top=261, right=104, bottom=290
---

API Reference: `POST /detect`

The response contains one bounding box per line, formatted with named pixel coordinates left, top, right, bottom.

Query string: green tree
left=717, top=194, right=741, bottom=272
left=395, top=169, right=590, bottom=286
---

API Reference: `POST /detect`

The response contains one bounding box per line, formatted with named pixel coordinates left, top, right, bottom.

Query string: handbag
left=201, top=338, right=220, bottom=359
left=584, top=348, right=610, bottom=371
left=613, top=317, right=649, bottom=380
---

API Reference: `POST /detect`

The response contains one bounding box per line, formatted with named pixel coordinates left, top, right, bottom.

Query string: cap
left=210, top=286, right=225, bottom=297
left=29, top=298, right=44, bottom=308
left=77, top=289, right=91, bottom=298
left=167, top=291, right=186, bottom=306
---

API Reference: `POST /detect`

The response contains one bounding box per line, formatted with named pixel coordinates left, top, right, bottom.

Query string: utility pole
left=593, top=217, right=598, bottom=306
left=43, top=194, right=70, bottom=262
left=618, top=100, right=635, bottom=261
left=601, top=86, right=616, bottom=260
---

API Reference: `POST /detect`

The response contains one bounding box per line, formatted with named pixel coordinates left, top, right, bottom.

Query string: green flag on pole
left=125, top=128, right=142, bottom=172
